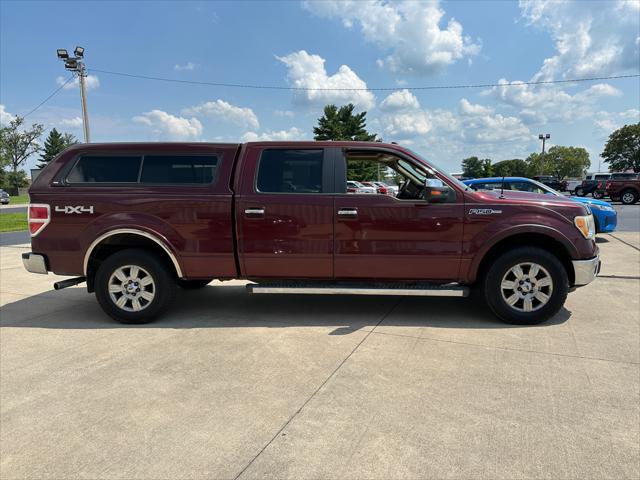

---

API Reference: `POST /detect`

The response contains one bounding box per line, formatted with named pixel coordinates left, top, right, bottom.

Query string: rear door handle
left=337, top=208, right=358, bottom=218
left=245, top=208, right=265, bottom=217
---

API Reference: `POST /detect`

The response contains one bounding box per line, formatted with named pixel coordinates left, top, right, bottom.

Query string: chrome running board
left=247, top=281, right=468, bottom=297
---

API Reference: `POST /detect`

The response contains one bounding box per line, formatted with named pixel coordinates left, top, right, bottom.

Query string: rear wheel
left=95, top=248, right=177, bottom=324
left=177, top=278, right=213, bottom=289
left=575, top=187, right=585, bottom=196
left=483, top=247, right=568, bottom=325
left=621, top=189, right=639, bottom=205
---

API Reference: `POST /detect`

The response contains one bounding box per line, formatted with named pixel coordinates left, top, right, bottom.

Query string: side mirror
left=424, top=178, right=450, bottom=203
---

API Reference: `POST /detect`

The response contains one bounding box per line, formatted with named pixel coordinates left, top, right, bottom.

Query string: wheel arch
left=84, top=229, right=184, bottom=292
left=470, top=231, right=576, bottom=286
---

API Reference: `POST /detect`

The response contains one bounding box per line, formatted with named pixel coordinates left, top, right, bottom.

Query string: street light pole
left=538, top=133, right=550, bottom=175
left=57, top=46, right=90, bottom=143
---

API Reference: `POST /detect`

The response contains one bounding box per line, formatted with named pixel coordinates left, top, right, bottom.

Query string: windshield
left=404, top=147, right=470, bottom=191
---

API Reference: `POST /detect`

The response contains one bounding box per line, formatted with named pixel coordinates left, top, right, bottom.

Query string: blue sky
left=1, top=0, right=639, bottom=173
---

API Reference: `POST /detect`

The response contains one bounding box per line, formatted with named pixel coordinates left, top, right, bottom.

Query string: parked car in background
left=564, top=179, right=583, bottom=194
left=576, top=173, right=610, bottom=198
left=532, top=176, right=566, bottom=192
left=361, top=181, right=389, bottom=195
left=464, top=177, right=617, bottom=233
left=0, top=189, right=9, bottom=204
left=346, top=180, right=376, bottom=194
left=606, top=174, right=640, bottom=205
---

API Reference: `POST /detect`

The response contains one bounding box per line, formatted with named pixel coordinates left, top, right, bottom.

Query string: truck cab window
left=344, top=151, right=454, bottom=202
left=257, top=149, right=323, bottom=193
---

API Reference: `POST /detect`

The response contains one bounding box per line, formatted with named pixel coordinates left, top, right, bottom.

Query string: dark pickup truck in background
left=23, top=142, right=600, bottom=325
left=606, top=175, right=640, bottom=204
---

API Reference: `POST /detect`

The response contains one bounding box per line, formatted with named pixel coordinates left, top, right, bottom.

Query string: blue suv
left=463, top=177, right=617, bottom=233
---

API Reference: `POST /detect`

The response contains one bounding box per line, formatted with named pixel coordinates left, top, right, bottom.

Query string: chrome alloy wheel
left=500, top=262, right=553, bottom=313
left=108, top=265, right=155, bottom=312
left=622, top=192, right=635, bottom=204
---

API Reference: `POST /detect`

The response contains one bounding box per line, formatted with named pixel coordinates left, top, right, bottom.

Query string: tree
left=37, top=129, right=77, bottom=169
left=545, top=146, right=590, bottom=179
left=491, top=159, right=528, bottom=177
left=313, top=103, right=378, bottom=141
left=461, top=156, right=492, bottom=178
left=314, top=104, right=379, bottom=181
left=524, top=152, right=552, bottom=177
left=0, top=116, right=44, bottom=190
left=601, top=123, right=640, bottom=172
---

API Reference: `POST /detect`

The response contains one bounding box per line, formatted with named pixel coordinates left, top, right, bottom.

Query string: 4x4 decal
left=55, top=205, right=94, bottom=214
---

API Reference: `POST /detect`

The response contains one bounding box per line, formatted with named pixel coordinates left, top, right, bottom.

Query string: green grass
left=8, top=194, right=29, bottom=205
left=0, top=213, right=28, bottom=232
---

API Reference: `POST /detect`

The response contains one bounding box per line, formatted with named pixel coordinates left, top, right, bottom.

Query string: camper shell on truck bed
left=24, top=141, right=600, bottom=325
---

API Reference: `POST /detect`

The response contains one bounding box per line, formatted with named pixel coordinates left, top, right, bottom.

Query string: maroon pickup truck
left=23, top=141, right=600, bottom=325
left=606, top=175, right=640, bottom=204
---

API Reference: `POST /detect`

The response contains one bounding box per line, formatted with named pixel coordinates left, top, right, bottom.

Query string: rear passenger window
left=141, top=155, right=218, bottom=184
left=257, top=149, right=323, bottom=193
left=67, top=156, right=141, bottom=183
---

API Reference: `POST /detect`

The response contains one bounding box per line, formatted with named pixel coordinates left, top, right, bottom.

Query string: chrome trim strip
left=244, top=208, right=265, bottom=215
left=249, top=285, right=468, bottom=297
left=83, top=228, right=184, bottom=278
left=572, top=255, right=600, bottom=286
left=22, top=253, right=48, bottom=275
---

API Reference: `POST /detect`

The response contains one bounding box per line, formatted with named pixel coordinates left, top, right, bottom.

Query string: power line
left=90, top=68, right=640, bottom=92
left=22, top=75, right=75, bottom=119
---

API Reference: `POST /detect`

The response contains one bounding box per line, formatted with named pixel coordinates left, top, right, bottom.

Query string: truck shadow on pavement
left=1, top=285, right=571, bottom=332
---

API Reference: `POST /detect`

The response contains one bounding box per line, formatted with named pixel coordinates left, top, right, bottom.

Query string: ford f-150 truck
left=23, top=141, right=600, bottom=325
left=606, top=175, right=640, bottom=204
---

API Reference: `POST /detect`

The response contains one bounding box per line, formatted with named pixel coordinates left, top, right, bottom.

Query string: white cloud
left=519, top=0, right=640, bottom=80
left=379, top=89, right=420, bottom=112
left=459, top=98, right=494, bottom=116
left=182, top=99, right=259, bottom=129
left=594, top=109, right=640, bottom=133
left=483, top=80, right=623, bottom=124
left=56, top=75, right=100, bottom=91
left=377, top=92, right=530, bottom=144
left=174, top=62, right=198, bottom=71
left=133, top=110, right=202, bottom=140
left=0, top=104, right=14, bottom=125
left=303, top=0, right=480, bottom=74
left=277, top=50, right=375, bottom=109
left=241, top=127, right=306, bottom=142
left=59, top=117, right=83, bottom=128
left=274, top=109, right=295, bottom=118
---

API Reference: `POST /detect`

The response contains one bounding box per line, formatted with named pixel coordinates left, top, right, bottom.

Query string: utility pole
left=56, top=47, right=90, bottom=142
left=538, top=133, right=550, bottom=175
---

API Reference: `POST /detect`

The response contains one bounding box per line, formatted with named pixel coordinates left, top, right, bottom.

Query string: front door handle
left=337, top=208, right=358, bottom=218
left=245, top=208, right=265, bottom=217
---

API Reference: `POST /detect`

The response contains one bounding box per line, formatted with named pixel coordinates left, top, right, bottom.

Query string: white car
left=347, top=181, right=376, bottom=194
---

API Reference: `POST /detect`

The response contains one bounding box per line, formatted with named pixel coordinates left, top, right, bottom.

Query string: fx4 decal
left=55, top=205, right=94, bottom=214
left=469, top=208, right=502, bottom=215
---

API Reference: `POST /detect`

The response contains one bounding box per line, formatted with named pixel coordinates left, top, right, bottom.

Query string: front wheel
left=592, top=190, right=605, bottom=199
left=95, top=248, right=177, bottom=324
left=574, top=187, right=585, bottom=196
left=621, top=189, right=639, bottom=205
left=483, top=247, right=568, bottom=325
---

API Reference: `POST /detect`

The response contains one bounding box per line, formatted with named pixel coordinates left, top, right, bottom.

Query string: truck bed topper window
left=64, top=154, right=218, bottom=185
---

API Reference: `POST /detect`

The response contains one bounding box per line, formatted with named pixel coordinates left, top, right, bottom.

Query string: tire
left=592, top=190, right=605, bottom=199
left=483, top=247, right=568, bottom=325
left=621, top=189, right=639, bottom=205
left=177, top=278, right=213, bottom=289
left=575, top=187, right=585, bottom=196
left=95, top=248, right=177, bottom=324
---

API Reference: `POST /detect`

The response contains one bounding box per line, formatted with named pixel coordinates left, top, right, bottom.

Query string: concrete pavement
left=1, top=236, right=638, bottom=479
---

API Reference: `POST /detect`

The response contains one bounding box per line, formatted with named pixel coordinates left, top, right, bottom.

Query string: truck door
left=236, top=145, right=335, bottom=278
left=333, top=148, right=464, bottom=281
